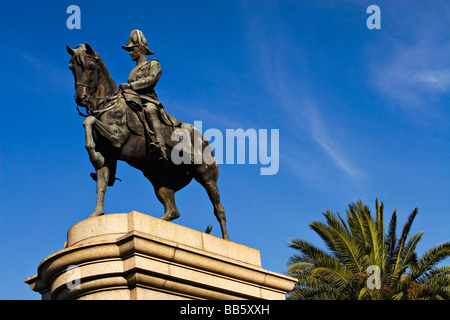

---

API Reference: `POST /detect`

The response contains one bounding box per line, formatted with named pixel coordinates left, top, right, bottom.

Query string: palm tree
left=287, top=199, right=450, bottom=300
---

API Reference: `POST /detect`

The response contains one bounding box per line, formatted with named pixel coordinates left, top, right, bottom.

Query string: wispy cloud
left=371, top=45, right=450, bottom=108
left=239, top=3, right=364, bottom=180
left=368, top=3, right=450, bottom=110
left=305, top=100, right=363, bottom=178
left=415, top=70, right=450, bottom=91
left=0, top=48, right=74, bottom=98
left=274, top=91, right=364, bottom=179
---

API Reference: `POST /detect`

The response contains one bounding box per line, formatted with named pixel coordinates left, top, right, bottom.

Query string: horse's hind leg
left=196, top=176, right=229, bottom=240
left=206, top=181, right=229, bottom=240
left=153, top=184, right=180, bottom=222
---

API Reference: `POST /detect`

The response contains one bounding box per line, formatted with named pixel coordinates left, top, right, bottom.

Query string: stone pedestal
left=24, top=211, right=296, bottom=300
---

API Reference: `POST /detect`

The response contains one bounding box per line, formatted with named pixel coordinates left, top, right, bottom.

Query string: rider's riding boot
left=143, top=104, right=168, bottom=161
left=149, top=119, right=168, bottom=161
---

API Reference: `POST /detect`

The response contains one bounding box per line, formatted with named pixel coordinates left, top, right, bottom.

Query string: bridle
left=73, top=54, right=101, bottom=114
left=72, top=50, right=121, bottom=118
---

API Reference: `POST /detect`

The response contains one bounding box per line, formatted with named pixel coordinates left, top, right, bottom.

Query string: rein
left=76, top=92, right=121, bottom=118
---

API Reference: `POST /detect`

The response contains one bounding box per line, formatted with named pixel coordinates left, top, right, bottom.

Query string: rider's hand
left=119, top=83, right=131, bottom=90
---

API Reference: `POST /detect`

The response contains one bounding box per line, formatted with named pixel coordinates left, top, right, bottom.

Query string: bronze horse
left=67, top=43, right=229, bottom=240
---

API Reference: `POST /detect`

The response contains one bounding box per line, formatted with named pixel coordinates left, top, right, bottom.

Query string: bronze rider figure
left=119, top=29, right=173, bottom=160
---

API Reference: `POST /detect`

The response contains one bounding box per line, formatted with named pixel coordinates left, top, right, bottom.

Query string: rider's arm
left=129, top=59, right=162, bottom=91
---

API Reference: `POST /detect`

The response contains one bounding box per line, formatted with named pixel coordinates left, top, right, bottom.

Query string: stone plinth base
left=25, top=211, right=296, bottom=300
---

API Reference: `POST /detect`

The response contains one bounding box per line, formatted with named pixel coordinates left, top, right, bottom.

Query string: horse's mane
left=72, top=44, right=117, bottom=91
left=95, top=54, right=117, bottom=90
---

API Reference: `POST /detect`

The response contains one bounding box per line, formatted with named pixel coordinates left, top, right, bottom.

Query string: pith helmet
left=122, top=29, right=154, bottom=55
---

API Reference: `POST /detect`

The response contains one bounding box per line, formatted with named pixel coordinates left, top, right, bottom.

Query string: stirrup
left=149, top=142, right=168, bottom=161
left=158, top=146, right=169, bottom=161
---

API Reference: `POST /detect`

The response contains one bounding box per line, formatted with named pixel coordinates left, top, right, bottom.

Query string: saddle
left=120, top=88, right=183, bottom=151
left=122, top=88, right=180, bottom=126
left=121, top=88, right=142, bottom=111
left=90, top=89, right=196, bottom=185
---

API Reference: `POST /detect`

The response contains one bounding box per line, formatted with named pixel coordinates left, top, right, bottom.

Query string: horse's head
left=67, top=43, right=101, bottom=109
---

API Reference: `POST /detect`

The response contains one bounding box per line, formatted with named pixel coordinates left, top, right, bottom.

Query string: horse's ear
left=67, top=45, right=75, bottom=56
left=85, top=43, right=94, bottom=55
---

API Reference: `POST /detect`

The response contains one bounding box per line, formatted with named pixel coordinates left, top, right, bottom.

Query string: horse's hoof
left=87, top=212, right=104, bottom=218
left=159, top=211, right=180, bottom=221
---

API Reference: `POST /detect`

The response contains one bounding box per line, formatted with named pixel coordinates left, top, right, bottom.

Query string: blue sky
left=1, top=0, right=450, bottom=299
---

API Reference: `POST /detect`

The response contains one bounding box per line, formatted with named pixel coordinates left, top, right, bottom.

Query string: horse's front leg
left=89, top=163, right=112, bottom=217
left=83, top=115, right=127, bottom=218
left=83, top=116, right=105, bottom=169
left=83, top=116, right=106, bottom=217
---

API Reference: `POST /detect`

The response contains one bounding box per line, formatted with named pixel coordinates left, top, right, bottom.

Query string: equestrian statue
left=67, top=29, right=229, bottom=240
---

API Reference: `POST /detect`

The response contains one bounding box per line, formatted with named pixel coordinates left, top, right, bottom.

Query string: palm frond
left=310, top=267, right=350, bottom=292
left=385, top=210, right=397, bottom=267
left=401, top=231, right=424, bottom=266
left=287, top=238, right=352, bottom=283
left=204, top=224, right=213, bottom=234
left=310, top=221, right=365, bottom=274
left=287, top=200, right=449, bottom=300
left=347, top=203, right=369, bottom=254
left=412, top=242, right=450, bottom=278
left=375, top=199, right=385, bottom=267
left=287, top=276, right=340, bottom=300
left=410, top=267, right=450, bottom=300
left=359, top=201, right=383, bottom=267
left=391, top=208, right=419, bottom=281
